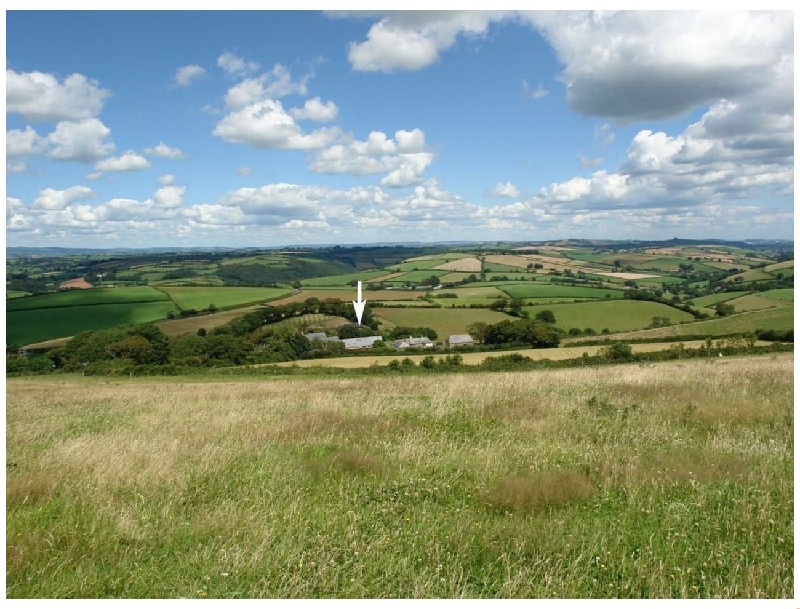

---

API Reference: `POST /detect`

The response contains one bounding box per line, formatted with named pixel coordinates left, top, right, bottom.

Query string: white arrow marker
left=352, top=280, right=367, bottom=325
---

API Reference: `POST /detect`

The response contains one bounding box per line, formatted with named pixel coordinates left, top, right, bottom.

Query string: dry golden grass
left=432, top=257, right=482, bottom=272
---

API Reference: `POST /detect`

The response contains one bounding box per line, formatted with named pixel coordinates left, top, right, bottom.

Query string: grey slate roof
left=447, top=334, right=474, bottom=345
left=342, top=336, right=384, bottom=349
left=392, top=336, right=434, bottom=349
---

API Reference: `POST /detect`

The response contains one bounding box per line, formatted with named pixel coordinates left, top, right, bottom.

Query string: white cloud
left=154, top=185, right=185, bottom=209
left=578, top=153, right=603, bottom=168
left=594, top=123, right=615, bottom=147
left=47, top=119, right=115, bottom=162
left=526, top=10, right=793, bottom=122
left=217, top=51, right=260, bottom=77
left=522, top=79, right=549, bottom=100
left=158, top=174, right=176, bottom=186
left=347, top=11, right=512, bottom=72
left=85, top=172, right=103, bottom=181
left=95, top=150, right=151, bottom=172
left=487, top=181, right=520, bottom=198
left=7, top=126, right=47, bottom=157
left=31, top=186, right=94, bottom=210
left=290, top=97, right=339, bottom=122
left=213, top=99, right=341, bottom=150
left=224, top=64, right=310, bottom=109
left=236, top=167, right=252, bottom=176
left=7, top=161, right=27, bottom=173
left=143, top=142, right=187, bottom=158
left=173, top=64, right=206, bottom=87
left=6, top=69, right=110, bottom=121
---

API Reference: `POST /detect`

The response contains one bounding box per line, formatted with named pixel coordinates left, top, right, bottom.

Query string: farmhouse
left=342, top=336, right=384, bottom=350
left=59, top=278, right=93, bottom=290
left=392, top=336, right=434, bottom=350
left=447, top=334, right=474, bottom=348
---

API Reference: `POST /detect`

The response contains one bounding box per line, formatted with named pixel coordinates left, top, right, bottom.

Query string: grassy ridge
left=6, top=287, right=168, bottom=311
left=523, top=300, right=696, bottom=333
left=8, top=301, right=178, bottom=346
left=500, top=284, right=624, bottom=299
left=6, top=355, right=792, bottom=598
left=156, top=287, right=291, bottom=311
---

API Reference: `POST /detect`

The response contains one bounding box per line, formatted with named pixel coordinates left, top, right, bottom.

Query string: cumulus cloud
left=522, top=79, right=549, bottom=100
left=85, top=172, right=103, bottom=181
left=213, top=99, right=340, bottom=149
left=144, top=142, right=187, bottom=158
left=158, top=173, right=176, bottom=186
left=308, top=128, right=433, bottom=187
left=7, top=161, right=27, bottom=173
left=217, top=51, right=260, bottom=77
left=290, top=97, right=339, bottom=122
left=95, top=150, right=151, bottom=172
left=6, top=126, right=47, bottom=157
left=6, top=69, right=110, bottom=121
left=526, top=10, right=793, bottom=122
left=172, top=64, right=206, bottom=87
left=47, top=118, right=114, bottom=162
left=31, top=186, right=94, bottom=210
left=347, top=11, right=512, bottom=72
left=487, top=181, right=520, bottom=198
left=223, top=64, right=310, bottom=109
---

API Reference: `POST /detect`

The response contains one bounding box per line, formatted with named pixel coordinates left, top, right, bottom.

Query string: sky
left=4, top=9, right=795, bottom=248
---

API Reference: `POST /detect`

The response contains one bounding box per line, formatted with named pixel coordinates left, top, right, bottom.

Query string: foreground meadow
left=6, top=355, right=793, bottom=598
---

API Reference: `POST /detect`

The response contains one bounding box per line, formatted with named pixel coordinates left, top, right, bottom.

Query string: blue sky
left=5, top=10, right=795, bottom=247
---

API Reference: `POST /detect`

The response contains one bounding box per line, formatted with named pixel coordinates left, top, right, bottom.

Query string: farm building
left=342, top=336, right=384, bottom=350
left=392, top=336, right=434, bottom=350
left=303, top=332, right=341, bottom=344
left=447, top=334, right=474, bottom=348
left=59, top=278, right=93, bottom=290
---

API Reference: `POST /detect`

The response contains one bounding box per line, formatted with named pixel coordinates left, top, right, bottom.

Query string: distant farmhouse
left=392, top=336, right=434, bottom=350
left=447, top=334, right=474, bottom=348
left=59, top=278, right=93, bottom=290
left=342, top=336, right=384, bottom=350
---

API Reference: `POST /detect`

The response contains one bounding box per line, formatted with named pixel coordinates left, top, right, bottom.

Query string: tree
left=489, top=298, right=508, bottom=312
left=508, top=298, right=525, bottom=316
left=467, top=322, right=489, bottom=344
left=105, top=335, right=153, bottom=364
left=715, top=302, right=735, bottom=317
left=601, top=342, right=633, bottom=361
left=535, top=309, right=556, bottom=324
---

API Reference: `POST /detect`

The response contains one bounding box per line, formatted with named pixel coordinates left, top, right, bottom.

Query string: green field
left=6, top=291, right=31, bottom=299
left=690, top=292, right=749, bottom=308
left=383, top=270, right=450, bottom=284
left=6, top=356, right=792, bottom=597
left=726, top=268, right=776, bottom=283
left=523, top=300, right=696, bottom=333
left=300, top=270, right=388, bottom=287
left=374, top=307, right=513, bottom=338
left=387, top=259, right=452, bottom=272
left=761, top=288, right=793, bottom=301
left=7, top=301, right=178, bottom=346
left=6, top=287, right=168, bottom=311
left=582, top=306, right=794, bottom=342
left=724, top=294, right=789, bottom=312
left=499, top=284, right=624, bottom=300
left=156, top=287, right=291, bottom=311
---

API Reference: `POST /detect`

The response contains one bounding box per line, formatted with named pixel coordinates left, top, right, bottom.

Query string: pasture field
left=441, top=286, right=508, bottom=298
left=500, top=284, right=625, bottom=300
left=387, top=259, right=452, bottom=271
left=300, top=270, right=388, bottom=287
left=6, top=355, right=792, bottom=598
left=6, top=291, right=31, bottom=299
left=6, top=286, right=168, bottom=311
left=8, top=301, right=177, bottom=346
left=761, top=288, right=793, bottom=301
left=690, top=292, right=749, bottom=308
left=157, top=287, right=291, bottom=311
left=268, top=289, right=425, bottom=307
left=432, top=257, right=482, bottom=272
left=566, top=306, right=794, bottom=343
left=764, top=260, right=794, bottom=273
left=155, top=306, right=264, bottom=337
left=523, top=301, right=696, bottom=333
left=437, top=272, right=475, bottom=284
left=726, top=268, right=776, bottom=283
left=383, top=270, right=450, bottom=284
left=724, top=294, right=789, bottom=312
left=373, top=307, right=513, bottom=338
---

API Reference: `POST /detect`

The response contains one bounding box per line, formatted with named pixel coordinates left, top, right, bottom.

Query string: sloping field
left=373, top=307, right=513, bottom=338
left=764, top=260, right=794, bottom=273
left=563, top=306, right=793, bottom=343
left=7, top=286, right=168, bottom=311
left=300, top=270, right=388, bottom=287
left=432, top=257, right=482, bottom=272
left=523, top=300, right=695, bottom=333
left=500, top=284, right=624, bottom=300
left=690, top=292, right=749, bottom=308
left=438, top=272, right=475, bottom=283
left=762, top=288, right=793, bottom=301
left=268, top=289, right=425, bottom=307
left=157, top=287, right=291, bottom=311
left=155, top=306, right=263, bottom=337
left=724, top=294, right=789, bottom=312
left=725, top=268, right=776, bottom=283
left=383, top=270, right=450, bottom=284
left=7, top=356, right=792, bottom=597
left=9, top=301, right=177, bottom=346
